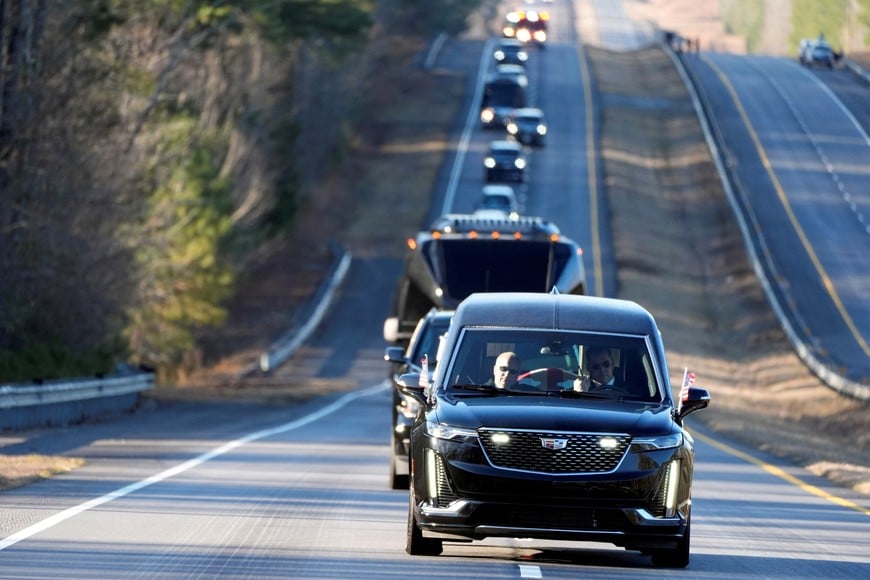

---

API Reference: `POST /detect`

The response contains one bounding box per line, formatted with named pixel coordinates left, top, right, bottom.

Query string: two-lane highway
left=681, top=52, right=870, bottom=385
left=2, top=384, right=868, bottom=578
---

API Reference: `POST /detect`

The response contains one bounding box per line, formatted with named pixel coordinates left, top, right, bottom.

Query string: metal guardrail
left=843, top=58, right=870, bottom=85
left=244, top=242, right=352, bottom=376
left=0, top=373, right=154, bottom=430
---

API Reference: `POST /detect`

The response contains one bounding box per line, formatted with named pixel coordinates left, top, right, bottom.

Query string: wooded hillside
left=0, top=0, right=493, bottom=381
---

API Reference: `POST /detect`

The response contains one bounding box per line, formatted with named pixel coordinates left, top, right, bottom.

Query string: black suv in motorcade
left=484, top=140, right=527, bottom=184
left=399, top=291, right=711, bottom=568
left=383, top=308, right=453, bottom=489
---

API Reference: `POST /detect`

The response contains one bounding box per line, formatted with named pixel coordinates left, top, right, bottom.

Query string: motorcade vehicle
left=384, top=309, right=454, bottom=489
left=484, top=140, right=527, bottom=184
left=799, top=37, right=835, bottom=68
left=492, top=38, right=528, bottom=66
left=385, top=214, right=586, bottom=343
left=506, top=107, right=547, bottom=147
left=399, top=291, right=711, bottom=567
left=480, top=76, right=527, bottom=129
left=493, top=64, right=528, bottom=88
left=476, top=184, right=519, bottom=218
left=503, top=9, right=549, bottom=46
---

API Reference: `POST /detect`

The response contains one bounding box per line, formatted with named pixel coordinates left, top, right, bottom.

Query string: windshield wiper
left=451, top=383, right=542, bottom=395
left=452, top=383, right=499, bottom=392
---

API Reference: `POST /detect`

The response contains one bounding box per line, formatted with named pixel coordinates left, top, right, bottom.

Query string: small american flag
left=419, top=354, right=429, bottom=387
left=679, top=367, right=695, bottom=406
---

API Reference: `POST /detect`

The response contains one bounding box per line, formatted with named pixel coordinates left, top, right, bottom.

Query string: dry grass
left=0, top=455, right=85, bottom=492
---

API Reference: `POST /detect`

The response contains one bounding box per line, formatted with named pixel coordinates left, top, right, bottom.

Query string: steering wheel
left=517, top=367, right=580, bottom=390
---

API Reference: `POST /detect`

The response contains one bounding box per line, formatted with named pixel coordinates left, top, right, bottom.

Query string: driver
left=490, top=352, right=522, bottom=389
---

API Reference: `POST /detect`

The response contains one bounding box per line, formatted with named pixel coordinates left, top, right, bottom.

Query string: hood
left=434, top=394, right=674, bottom=436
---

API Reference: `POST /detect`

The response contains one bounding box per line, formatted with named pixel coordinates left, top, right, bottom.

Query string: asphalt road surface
left=1, top=385, right=868, bottom=578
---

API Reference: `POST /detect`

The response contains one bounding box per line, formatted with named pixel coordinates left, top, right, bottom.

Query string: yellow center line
left=694, top=430, right=870, bottom=516
left=577, top=42, right=604, bottom=298
left=703, top=54, right=870, bottom=358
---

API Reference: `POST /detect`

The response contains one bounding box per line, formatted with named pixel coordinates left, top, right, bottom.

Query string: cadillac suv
left=400, top=291, right=710, bottom=567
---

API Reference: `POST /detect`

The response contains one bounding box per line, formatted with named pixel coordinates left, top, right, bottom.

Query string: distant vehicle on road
left=492, top=38, right=529, bottom=66
left=480, top=76, right=527, bottom=128
left=502, top=9, right=549, bottom=46
left=476, top=184, right=519, bottom=219
left=493, top=64, right=529, bottom=88
left=506, top=107, right=547, bottom=147
left=484, top=140, right=527, bottom=184
left=799, top=37, right=835, bottom=68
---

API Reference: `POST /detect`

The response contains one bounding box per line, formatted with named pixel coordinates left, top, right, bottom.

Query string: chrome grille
left=479, top=429, right=631, bottom=474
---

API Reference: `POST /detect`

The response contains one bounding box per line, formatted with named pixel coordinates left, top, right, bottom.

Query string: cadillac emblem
left=540, top=437, right=568, bottom=450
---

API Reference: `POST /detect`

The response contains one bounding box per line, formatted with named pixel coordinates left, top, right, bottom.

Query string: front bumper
left=415, top=498, right=688, bottom=550
left=411, top=436, right=693, bottom=549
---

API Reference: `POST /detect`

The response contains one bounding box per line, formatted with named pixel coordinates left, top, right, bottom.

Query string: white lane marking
left=519, top=564, right=543, bottom=578
left=440, top=37, right=495, bottom=215
left=0, top=382, right=387, bottom=551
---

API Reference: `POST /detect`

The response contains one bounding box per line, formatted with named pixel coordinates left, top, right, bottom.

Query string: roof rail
left=429, top=213, right=561, bottom=237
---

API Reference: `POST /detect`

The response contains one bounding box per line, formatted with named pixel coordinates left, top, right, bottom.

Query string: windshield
left=444, top=328, right=661, bottom=402
left=424, top=239, right=574, bottom=300
left=408, top=317, right=451, bottom=369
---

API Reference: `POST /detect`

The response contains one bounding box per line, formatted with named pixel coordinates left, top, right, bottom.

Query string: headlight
left=514, top=158, right=526, bottom=169
left=507, top=122, right=518, bottom=134
left=631, top=433, right=682, bottom=451
left=484, top=157, right=496, bottom=168
left=426, top=419, right=478, bottom=441
left=537, top=124, right=547, bottom=135
left=494, top=50, right=505, bottom=61
left=399, top=398, right=420, bottom=419
left=481, top=109, right=495, bottom=123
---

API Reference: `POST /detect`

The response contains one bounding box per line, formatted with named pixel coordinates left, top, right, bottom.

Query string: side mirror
left=383, top=317, right=400, bottom=343
left=383, top=346, right=405, bottom=364
left=397, top=372, right=427, bottom=405
left=677, top=386, right=711, bottom=420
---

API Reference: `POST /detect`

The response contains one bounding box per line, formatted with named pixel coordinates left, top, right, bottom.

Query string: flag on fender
left=419, top=354, right=429, bottom=387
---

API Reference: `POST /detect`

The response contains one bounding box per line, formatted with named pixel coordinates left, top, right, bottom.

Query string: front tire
left=405, top=475, right=443, bottom=556
left=390, top=431, right=409, bottom=490
left=651, top=517, right=690, bottom=568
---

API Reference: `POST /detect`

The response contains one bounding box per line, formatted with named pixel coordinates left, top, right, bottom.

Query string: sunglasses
left=590, top=361, right=611, bottom=371
left=497, top=366, right=520, bottom=375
